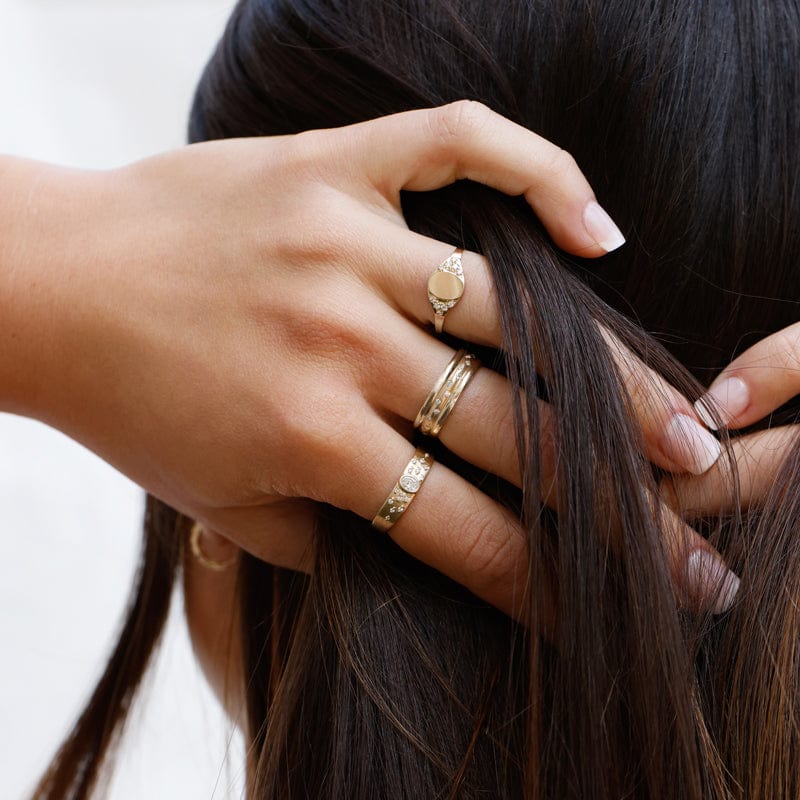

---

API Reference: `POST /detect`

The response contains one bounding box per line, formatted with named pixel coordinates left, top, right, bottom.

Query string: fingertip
left=693, top=397, right=720, bottom=430
left=663, top=413, right=722, bottom=475
left=582, top=200, right=626, bottom=254
left=695, top=376, right=750, bottom=430
left=536, top=199, right=626, bottom=258
left=685, top=549, right=740, bottom=615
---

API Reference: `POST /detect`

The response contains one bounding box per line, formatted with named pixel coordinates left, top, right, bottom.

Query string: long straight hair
left=35, top=1, right=800, bottom=798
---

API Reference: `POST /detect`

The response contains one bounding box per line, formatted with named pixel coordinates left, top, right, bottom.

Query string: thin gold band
left=414, top=349, right=463, bottom=428
left=371, top=448, right=434, bottom=533
left=189, top=521, right=237, bottom=571
left=414, top=350, right=480, bottom=438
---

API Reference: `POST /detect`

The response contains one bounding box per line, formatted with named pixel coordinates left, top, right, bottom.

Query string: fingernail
left=583, top=201, right=626, bottom=253
left=663, top=413, right=721, bottom=475
left=686, top=549, right=740, bottom=614
left=694, top=376, right=749, bottom=430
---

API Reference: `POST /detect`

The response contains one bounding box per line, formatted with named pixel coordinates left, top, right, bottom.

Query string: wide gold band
left=371, top=448, right=434, bottom=533
left=428, top=248, right=464, bottom=335
left=189, top=521, right=237, bottom=572
left=414, top=350, right=480, bottom=438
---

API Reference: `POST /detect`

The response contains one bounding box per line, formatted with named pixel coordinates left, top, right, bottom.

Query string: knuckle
left=772, top=330, right=800, bottom=371
left=270, top=189, right=350, bottom=270
left=281, top=290, right=374, bottom=365
left=458, top=510, right=522, bottom=592
left=470, top=388, right=522, bottom=476
left=279, top=389, right=355, bottom=497
left=284, top=127, right=327, bottom=169
left=432, top=100, right=492, bottom=148
left=541, top=145, right=579, bottom=182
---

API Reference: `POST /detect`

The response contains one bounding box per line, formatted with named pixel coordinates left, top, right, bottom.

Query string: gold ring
left=189, top=521, right=237, bottom=571
left=414, top=350, right=480, bottom=438
left=428, top=247, right=464, bottom=334
left=371, top=448, right=434, bottom=533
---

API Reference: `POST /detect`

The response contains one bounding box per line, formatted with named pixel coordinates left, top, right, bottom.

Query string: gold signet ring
left=428, top=248, right=465, bottom=334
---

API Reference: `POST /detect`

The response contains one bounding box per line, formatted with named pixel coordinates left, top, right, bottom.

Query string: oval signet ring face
left=428, top=248, right=464, bottom=334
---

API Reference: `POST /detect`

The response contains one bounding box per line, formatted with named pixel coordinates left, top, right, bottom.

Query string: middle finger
left=367, top=221, right=721, bottom=476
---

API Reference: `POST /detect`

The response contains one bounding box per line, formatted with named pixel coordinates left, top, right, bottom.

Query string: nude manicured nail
left=663, top=413, right=721, bottom=475
left=583, top=201, right=626, bottom=253
left=686, top=549, right=740, bottom=614
left=694, top=376, right=749, bottom=430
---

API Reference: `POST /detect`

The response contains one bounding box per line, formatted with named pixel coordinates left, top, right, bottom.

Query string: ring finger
left=297, top=406, right=533, bottom=619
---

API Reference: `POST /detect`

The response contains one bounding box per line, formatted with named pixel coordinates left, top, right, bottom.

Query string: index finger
left=338, top=102, right=626, bottom=257
left=694, top=322, right=800, bottom=430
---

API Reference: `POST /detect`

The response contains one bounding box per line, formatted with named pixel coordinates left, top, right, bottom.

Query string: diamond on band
left=371, top=449, right=434, bottom=533
left=428, top=248, right=464, bottom=334
left=414, top=350, right=480, bottom=438
left=399, top=474, right=421, bottom=492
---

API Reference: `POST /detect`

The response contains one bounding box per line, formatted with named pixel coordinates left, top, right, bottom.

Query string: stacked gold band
left=371, top=448, right=434, bottom=533
left=414, top=349, right=480, bottom=438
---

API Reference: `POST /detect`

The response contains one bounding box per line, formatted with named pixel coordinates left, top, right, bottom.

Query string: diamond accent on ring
left=399, top=475, right=420, bottom=493
left=371, top=449, right=434, bottom=533
left=428, top=248, right=465, bottom=334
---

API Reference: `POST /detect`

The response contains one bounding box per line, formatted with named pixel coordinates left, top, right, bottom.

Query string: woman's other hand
left=0, top=102, right=725, bottom=618
left=663, top=323, right=800, bottom=518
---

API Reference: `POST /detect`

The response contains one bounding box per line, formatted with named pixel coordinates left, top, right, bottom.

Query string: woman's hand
left=0, top=102, right=728, bottom=618
left=664, top=323, right=800, bottom=517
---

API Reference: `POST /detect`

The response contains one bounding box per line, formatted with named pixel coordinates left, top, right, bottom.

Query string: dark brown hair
left=34, top=1, right=800, bottom=797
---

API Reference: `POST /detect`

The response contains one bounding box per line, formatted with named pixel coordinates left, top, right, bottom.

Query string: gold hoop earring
left=189, top=521, right=237, bottom=572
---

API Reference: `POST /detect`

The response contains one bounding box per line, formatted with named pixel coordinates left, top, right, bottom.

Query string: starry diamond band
left=371, top=449, right=434, bottom=533
left=428, top=248, right=465, bottom=334
left=414, top=350, right=480, bottom=438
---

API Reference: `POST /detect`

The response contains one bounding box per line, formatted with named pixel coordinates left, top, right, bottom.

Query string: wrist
left=0, top=156, right=108, bottom=423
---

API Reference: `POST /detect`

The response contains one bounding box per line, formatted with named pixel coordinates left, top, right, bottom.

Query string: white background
left=0, top=1, right=246, bottom=797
